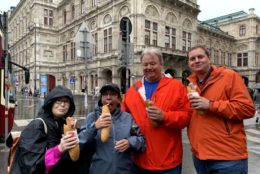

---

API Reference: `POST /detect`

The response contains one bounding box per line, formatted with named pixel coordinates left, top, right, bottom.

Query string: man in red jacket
left=186, top=45, right=255, bottom=174
left=122, top=47, right=191, bottom=174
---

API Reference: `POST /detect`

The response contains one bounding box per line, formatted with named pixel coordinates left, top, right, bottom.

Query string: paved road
left=1, top=95, right=260, bottom=173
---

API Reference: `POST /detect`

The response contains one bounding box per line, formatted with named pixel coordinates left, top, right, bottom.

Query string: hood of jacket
left=187, top=65, right=223, bottom=84
left=41, top=85, right=75, bottom=118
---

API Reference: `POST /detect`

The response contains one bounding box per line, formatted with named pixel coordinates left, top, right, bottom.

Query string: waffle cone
left=63, top=117, right=80, bottom=161
left=186, top=83, right=204, bottom=115
left=101, top=105, right=111, bottom=143
left=145, top=100, right=158, bottom=128
left=145, top=100, right=154, bottom=108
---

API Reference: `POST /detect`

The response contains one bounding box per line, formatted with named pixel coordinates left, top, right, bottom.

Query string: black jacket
left=10, top=85, right=79, bottom=174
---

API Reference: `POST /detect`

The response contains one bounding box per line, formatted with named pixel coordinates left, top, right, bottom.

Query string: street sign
left=70, top=76, right=75, bottom=84
left=74, top=22, right=95, bottom=59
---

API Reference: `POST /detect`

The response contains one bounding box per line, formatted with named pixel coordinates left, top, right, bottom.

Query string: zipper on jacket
left=112, top=123, right=116, bottom=174
left=223, top=118, right=231, bottom=136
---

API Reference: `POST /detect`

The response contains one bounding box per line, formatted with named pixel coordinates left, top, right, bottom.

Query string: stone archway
left=39, top=74, right=56, bottom=97
left=48, top=74, right=56, bottom=92
left=256, top=71, right=260, bottom=83
left=101, top=69, right=112, bottom=84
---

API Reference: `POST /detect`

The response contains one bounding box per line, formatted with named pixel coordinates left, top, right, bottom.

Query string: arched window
left=239, top=25, right=246, bottom=36
left=81, top=0, right=85, bottom=14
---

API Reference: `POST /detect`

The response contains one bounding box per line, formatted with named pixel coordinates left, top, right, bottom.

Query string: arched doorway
left=40, top=74, right=56, bottom=97
left=48, top=75, right=56, bottom=92
left=102, top=69, right=112, bottom=84
left=256, top=71, right=260, bottom=83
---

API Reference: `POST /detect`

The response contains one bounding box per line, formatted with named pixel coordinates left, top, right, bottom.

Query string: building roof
left=202, top=11, right=248, bottom=25
left=198, top=21, right=233, bottom=38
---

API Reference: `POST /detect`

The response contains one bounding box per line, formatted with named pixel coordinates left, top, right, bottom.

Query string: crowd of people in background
left=8, top=46, right=257, bottom=174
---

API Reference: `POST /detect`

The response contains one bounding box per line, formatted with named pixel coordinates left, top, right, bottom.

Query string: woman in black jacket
left=10, top=85, right=79, bottom=174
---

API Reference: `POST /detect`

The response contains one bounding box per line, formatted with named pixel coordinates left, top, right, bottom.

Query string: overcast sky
left=1, top=0, right=259, bottom=21
left=1, top=0, right=20, bottom=12
left=197, top=0, right=259, bottom=21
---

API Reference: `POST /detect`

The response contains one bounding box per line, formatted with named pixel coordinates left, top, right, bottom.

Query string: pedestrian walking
left=122, top=47, right=191, bottom=173
left=254, top=88, right=260, bottom=123
left=10, top=85, right=79, bottom=174
left=79, top=83, right=145, bottom=174
left=186, top=45, right=255, bottom=174
left=29, top=87, right=32, bottom=96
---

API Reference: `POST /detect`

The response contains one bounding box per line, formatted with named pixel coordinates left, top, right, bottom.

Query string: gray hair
left=140, top=47, right=164, bottom=64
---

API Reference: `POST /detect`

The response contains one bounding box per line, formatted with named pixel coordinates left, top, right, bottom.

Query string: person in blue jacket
left=79, top=83, right=146, bottom=174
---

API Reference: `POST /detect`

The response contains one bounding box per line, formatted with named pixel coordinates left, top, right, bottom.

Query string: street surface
left=1, top=94, right=260, bottom=173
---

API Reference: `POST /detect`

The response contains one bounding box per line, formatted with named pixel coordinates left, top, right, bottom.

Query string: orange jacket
left=122, top=77, right=191, bottom=170
left=187, top=66, right=255, bottom=160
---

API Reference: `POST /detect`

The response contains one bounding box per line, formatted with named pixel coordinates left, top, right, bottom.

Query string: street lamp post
left=120, top=17, right=132, bottom=93
left=80, top=28, right=90, bottom=109
left=28, top=22, right=37, bottom=95
left=34, top=23, right=36, bottom=94
left=74, top=23, right=94, bottom=109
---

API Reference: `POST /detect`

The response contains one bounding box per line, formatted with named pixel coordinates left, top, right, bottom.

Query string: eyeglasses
left=55, top=98, right=70, bottom=107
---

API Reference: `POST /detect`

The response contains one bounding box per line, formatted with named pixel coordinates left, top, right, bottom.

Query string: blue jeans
left=131, top=163, right=182, bottom=174
left=193, top=156, right=248, bottom=174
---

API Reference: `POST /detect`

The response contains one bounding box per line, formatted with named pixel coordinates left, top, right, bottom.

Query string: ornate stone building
left=202, top=8, right=260, bottom=87
left=7, top=0, right=259, bottom=95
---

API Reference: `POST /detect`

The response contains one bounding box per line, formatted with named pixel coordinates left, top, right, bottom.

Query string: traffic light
left=120, top=17, right=132, bottom=43
left=121, top=30, right=128, bottom=42
left=24, top=69, right=30, bottom=84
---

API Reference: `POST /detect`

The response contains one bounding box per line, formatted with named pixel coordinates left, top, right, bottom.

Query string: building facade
left=203, top=8, right=260, bottom=87
left=8, top=0, right=259, bottom=96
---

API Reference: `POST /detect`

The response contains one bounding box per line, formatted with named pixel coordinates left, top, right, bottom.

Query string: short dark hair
left=100, top=83, right=121, bottom=98
left=187, top=45, right=210, bottom=58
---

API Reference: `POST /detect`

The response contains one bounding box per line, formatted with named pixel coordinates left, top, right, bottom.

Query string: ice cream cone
left=187, top=83, right=204, bottom=115
left=145, top=100, right=158, bottom=128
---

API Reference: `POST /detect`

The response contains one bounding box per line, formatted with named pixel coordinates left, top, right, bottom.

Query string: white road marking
left=247, top=135, right=260, bottom=144
left=246, top=129, right=260, bottom=135
left=248, top=145, right=260, bottom=150
left=24, top=104, right=35, bottom=108
left=14, top=119, right=33, bottom=127
left=248, top=149, right=260, bottom=155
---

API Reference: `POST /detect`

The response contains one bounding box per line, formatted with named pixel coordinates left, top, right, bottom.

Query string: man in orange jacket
left=186, top=45, right=255, bottom=174
left=122, top=47, right=191, bottom=174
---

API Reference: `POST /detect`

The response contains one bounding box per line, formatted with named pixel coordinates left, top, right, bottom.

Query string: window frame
left=104, top=27, right=112, bottom=53
left=144, top=19, right=158, bottom=46
left=239, top=25, right=246, bottom=36
left=165, top=26, right=176, bottom=50
left=237, top=52, right=248, bottom=67
left=63, top=44, right=67, bottom=62
left=44, top=9, right=53, bottom=26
